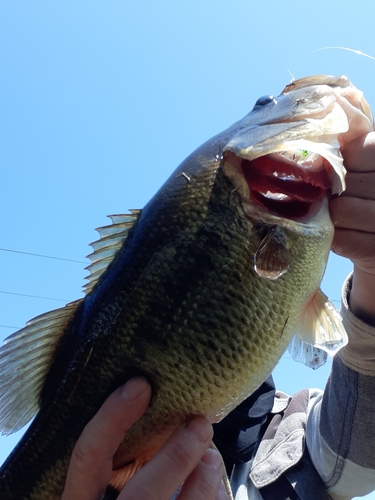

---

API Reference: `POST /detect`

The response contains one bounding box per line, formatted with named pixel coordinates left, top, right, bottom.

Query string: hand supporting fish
left=62, top=378, right=229, bottom=500
left=0, top=75, right=373, bottom=499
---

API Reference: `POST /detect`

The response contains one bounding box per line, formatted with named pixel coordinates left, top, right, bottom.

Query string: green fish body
left=0, top=75, right=373, bottom=499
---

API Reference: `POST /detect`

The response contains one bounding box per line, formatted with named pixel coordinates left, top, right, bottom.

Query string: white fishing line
left=288, top=46, right=375, bottom=82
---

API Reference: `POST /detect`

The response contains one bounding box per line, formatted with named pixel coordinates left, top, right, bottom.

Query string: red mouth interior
left=241, top=154, right=332, bottom=218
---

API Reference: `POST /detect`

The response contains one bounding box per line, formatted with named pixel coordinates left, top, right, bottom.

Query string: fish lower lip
left=252, top=190, right=312, bottom=218
left=260, top=191, right=292, bottom=201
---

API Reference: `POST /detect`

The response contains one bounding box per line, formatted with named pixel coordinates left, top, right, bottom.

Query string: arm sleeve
left=306, top=274, right=375, bottom=500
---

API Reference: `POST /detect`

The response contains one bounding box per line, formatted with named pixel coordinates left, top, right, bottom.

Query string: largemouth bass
left=0, top=75, right=373, bottom=499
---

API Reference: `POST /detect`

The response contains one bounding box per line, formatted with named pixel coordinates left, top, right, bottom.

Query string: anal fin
left=109, top=458, right=148, bottom=492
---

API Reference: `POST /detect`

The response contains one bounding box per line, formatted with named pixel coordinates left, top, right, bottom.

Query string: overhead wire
left=0, top=246, right=86, bottom=330
left=0, top=246, right=342, bottom=339
left=0, top=247, right=86, bottom=264
left=0, top=290, right=68, bottom=302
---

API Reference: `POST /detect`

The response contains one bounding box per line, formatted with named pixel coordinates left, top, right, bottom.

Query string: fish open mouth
left=225, top=149, right=333, bottom=219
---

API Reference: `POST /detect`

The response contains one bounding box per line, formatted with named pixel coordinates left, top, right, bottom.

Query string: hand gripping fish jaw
left=223, top=75, right=374, bottom=222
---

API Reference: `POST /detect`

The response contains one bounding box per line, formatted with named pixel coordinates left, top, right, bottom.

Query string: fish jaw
left=223, top=99, right=347, bottom=200
left=224, top=75, right=374, bottom=204
left=281, top=75, right=374, bottom=139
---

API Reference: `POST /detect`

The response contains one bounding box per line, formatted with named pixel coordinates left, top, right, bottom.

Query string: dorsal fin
left=84, top=210, right=141, bottom=295
left=0, top=299, right=82, bottom=435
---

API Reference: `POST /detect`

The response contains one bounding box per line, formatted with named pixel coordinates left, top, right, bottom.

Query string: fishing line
left=288, top=46, right=375, bottom=82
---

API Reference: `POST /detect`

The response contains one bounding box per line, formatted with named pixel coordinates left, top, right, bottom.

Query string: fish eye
left=253, top=95, right=277, bottom=108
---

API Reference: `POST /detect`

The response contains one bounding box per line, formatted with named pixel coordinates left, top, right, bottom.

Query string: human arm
left=306, top=132, right=375, bottom=499
left=62, top=377, right=229, bottom=500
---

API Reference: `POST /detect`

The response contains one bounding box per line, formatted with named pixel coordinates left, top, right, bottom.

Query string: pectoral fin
left=254, top=227, right=292, bottom=280
left=0, top=299, right=82, bottom=435
left=288, top=288, right=348, bottom=369
left=288, top=336, right=328, bottom=370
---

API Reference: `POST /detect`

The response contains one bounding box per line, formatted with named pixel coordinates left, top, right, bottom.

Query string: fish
left=0, top=75, right=373, bottom=499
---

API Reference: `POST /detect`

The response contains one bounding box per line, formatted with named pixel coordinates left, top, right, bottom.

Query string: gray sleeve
left=306, top=275, right=375, bottom=499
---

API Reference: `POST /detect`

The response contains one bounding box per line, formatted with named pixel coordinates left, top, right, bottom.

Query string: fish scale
left=0, top=75, right=373, bottom=499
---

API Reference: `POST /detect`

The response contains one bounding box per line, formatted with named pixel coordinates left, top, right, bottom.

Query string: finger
left=217, top=481, right=233, bottom=500
left=332, top=228, right=375, bottom=272
left=340, top=171, right=375, bottom=199
left=341, top=132, right=375, bottom=172
left=330, top=196, right=375, bottom=233
left=62, top=377, right=151, bottom=500
left=119, top=416, right=213, bottom=500
left=177, top=449, right=225, bottom=500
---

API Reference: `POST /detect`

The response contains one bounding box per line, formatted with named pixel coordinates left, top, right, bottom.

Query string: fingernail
left=120, top=377, right=149, bottom=400
left=185, top=417, right=213, bottom=443
left=332, top=246, right=342, bottom=255
left=201, top=449, right=223, bottom=470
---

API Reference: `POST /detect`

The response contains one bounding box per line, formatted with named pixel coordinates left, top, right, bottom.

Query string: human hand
left=62, top=377, right=229, bottom=500
left=330, top=131, right=375, bottom=324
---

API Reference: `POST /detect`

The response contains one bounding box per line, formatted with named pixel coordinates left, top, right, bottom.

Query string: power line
left=0, top=286, right=341, bottom=306
left=0, top=249, right=343, bottom=306
left=0, top=290, right=68, bottom=302
left=0, top=247, right=86, bottom=264
left=0, top=247, right=343, bottom=338
left=0, top=322, right=336, bottom=364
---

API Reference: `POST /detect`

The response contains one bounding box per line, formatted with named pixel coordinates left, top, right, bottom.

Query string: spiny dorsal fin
left=0, top=299, right=82, bottom=435
left=254, top=227, right=292, bottom=280
left=84, top=210, right=141, bottom=295
left=288, top=288, right=348, bottom=369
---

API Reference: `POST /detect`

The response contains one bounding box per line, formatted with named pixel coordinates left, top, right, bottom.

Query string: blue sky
left=0, top=1, right=374, bottom=497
